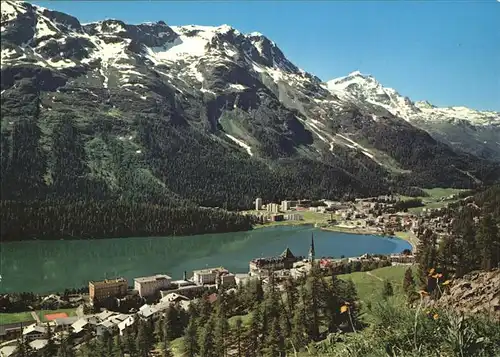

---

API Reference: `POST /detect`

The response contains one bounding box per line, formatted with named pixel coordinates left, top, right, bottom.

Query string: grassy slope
left=338, top=265, right=417, bottom=303
left=399, top=187, right=466, bottom=213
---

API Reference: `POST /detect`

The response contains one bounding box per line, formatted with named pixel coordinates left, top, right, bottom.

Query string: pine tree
left=199, top=316, right=216, bottom=357
left=163, top=307, right=177, bottom=342
left=279, top=301, right=291, bottom=341
left=111, top=335, right=123, bottom=357
left=81, top=340, right=98, bottom=357
left=183, top=318, right=199, bottom=357
left=57, top=340, right=74, bottom=357
left=264, top=317, right=285, bottom=357
left=284, top=276, right=297, bottom=319
left=291, top=307, right=308, bottom=351
left=15, top=334, right=36, bottom=357
left=155, top=316, right=164, bottom=343
left=124, top=328, right=138, bottom=357
left=214, top=316, right=229, bottom=357
left=324, top=273, right=341, bottom=332
left=402, top=267, right=416, bottom=300
left=254, top=278, right=264, bottom=308
left=57, top=335, right=76, bottom=357
left=476, top=214, right=500, bottom=270
left=42, top=323, right=57, bottom=357
left=416, top=229, right=438, bottom=286
left=382, top=280, right=394, bottom=299
left=136, top=320, right=152, bottom=357
left=453, top=210, right=478, bottom=276
left=305, top=264, right=322, bottom=341
left=234, top=317, right=243, bottom=357
left=437, top=235, right=456, bottom=275
left=246, top=304, right=263, bottom=357
left=162, top=340, right=174, bottom=357
left=199, top=292, right=212, bottom=322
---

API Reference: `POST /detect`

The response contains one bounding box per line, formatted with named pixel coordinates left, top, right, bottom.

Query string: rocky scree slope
left=1, top=1, right=498, bottom=209
left=428, top=269, right=500, bottom=320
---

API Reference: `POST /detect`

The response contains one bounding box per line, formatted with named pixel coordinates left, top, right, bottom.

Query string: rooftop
left=90, top=278, right=127, bottom=286
left=53, top=316, right=79, bottom=326
left=280, top=247, right=296, bottom=259
left=29, top=339, right=48, bottom=351
left=23, top=324, right=47, bottom=335
left=134, top=274, right=172, bottom=283
left=98, top=320, right=116, bottom=329
left=193, top=267, right=227, bottom=275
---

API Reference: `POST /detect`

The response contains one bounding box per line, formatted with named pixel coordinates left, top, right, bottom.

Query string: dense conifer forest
left=0, top=200, right=254, bottom=241
left=416, top=185, right=500, bottom=287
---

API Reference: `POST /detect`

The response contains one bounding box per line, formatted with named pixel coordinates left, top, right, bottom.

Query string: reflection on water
left=0, top=225, right=410, bottom=293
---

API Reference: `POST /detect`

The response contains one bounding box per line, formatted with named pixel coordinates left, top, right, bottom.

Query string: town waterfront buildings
left=134, top=274, right=172, bottom=298
left=255, top=197, right=263, bottom=210
left=192, top=267, right=227, bottom=285
left=249, top=247, right=300, bottom=275
left=89, top=278, right=128, bottom=301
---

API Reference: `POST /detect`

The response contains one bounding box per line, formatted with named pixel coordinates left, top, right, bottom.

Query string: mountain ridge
left=326, top=71, right=500, bottom=161
left=1, top=0, right=499, bottom=209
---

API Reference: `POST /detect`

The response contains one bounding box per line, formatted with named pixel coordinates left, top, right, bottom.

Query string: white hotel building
left=134, top=274, right=172, bottom=298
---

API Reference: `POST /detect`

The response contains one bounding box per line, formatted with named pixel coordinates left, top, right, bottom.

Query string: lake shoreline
left=253, top=222, right=416, bottom=251
left=0, top=222, right=417, bottom=253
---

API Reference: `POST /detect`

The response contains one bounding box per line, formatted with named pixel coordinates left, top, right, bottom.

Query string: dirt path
left=366, top=271, right=383, bottom=281
left=30, top=311, right=41, bottom=324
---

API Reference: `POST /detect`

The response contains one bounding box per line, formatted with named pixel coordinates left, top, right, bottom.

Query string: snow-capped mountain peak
left=326, top=71, right=416, bottom=119
left=326, top=72, right=499, bottom=127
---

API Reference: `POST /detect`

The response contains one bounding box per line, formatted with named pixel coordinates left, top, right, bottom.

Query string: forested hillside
left=416, top=184, right=500, bottom=281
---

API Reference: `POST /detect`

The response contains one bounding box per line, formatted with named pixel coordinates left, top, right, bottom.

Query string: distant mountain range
left=327, top=71, right=500, bottom=162
left=1, top=1, right=499, bottom=209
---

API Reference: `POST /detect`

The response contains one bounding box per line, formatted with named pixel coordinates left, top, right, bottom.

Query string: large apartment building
left=267, top=203, right=280, bottom=213
left=255, top=198, right=263, bottom=211
left=281, top=200, right=291, bottom=212
left=134, top=274, right=172, bottom=298
left=89, top=278, right=128, bottom=301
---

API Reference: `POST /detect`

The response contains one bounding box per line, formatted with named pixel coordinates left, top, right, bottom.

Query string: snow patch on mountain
left=148, top=31, right=209, bottom=62
left=225, top=134, right=253, bottom=156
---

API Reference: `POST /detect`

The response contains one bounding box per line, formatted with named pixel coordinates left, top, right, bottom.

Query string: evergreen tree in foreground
left=42, top=323, right=57, bottom=357
left=476, top=214, right=500, bottom=270
left=382, top=280, right=394, bottom=299
left=162, top=340, right=174, bottom=357
left=402, top=267, right=417, bottom=302
left=199, top=316, right=216, bottom=357
left=136, top=320, right=153, bottom=357
left=183, top=318, right=199, bottom=357
left=234, top=317, right=243, bottom=357
left=15, top=334, right=36, bottom=357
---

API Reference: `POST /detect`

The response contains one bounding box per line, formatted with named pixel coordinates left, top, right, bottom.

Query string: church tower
left=308, top=232, right=315, bottom=263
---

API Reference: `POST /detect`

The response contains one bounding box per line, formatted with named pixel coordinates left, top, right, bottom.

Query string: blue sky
left=33, top=0, right=499, bottom=111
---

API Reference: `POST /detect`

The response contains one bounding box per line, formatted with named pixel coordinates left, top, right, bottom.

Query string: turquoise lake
left=0, top=225, right=411, bottom=293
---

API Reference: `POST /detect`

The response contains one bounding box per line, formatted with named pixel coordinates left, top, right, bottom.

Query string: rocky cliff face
left=430, top=269, right=500, bottom=319
left=1, top=1, right=499, bottom=208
